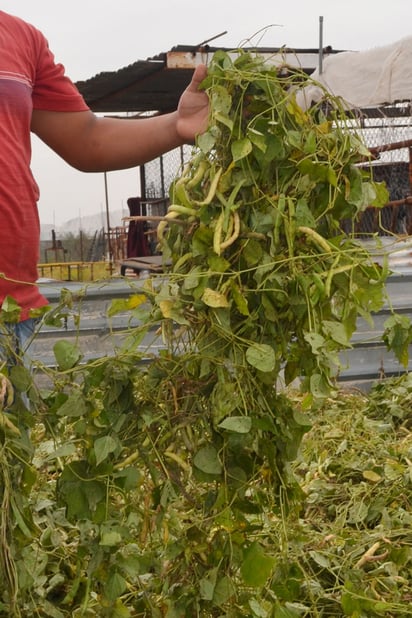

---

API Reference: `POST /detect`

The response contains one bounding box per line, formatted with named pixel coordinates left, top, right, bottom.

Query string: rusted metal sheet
left=166, top=49, right=324, bottom=72
left=76, top=45, right=342, bottom=114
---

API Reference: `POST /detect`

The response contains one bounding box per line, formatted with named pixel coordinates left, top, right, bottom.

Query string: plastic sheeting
left=296, top=36, right=412, bottom=110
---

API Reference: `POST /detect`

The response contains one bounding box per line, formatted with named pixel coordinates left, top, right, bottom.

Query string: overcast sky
left=2, top=0, right=411, bottom=227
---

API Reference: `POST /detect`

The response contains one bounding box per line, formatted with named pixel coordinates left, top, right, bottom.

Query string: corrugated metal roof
left=75, top=44, right=341, bottom=114
left=76, top=53, right=184, bottom=114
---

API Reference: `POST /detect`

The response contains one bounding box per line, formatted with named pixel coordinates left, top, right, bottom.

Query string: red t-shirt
left=0, top=11, right=89, bottom=320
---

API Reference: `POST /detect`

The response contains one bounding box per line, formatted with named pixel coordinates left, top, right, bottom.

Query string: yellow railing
left=37, top=261, right=117, bottom=282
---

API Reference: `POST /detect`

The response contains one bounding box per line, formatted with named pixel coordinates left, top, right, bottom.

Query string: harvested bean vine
left=151, top=49, right=390, bottom=500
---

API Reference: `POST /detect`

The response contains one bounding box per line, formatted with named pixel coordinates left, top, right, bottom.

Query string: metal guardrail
left=28, top=267, right=412, bottom=387
left=37, top=261, right=116, bottom=282
left=29, top=277, right=162, bottom=367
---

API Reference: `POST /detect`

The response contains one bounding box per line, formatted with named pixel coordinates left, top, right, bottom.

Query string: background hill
left=40, top=209, right=126, bottom=241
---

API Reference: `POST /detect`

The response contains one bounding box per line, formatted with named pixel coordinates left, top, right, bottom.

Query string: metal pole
left=104, top=171, right=113, bottom=264
left=79, top=209, right=84, bottom=262
left=140, top=165, right=146, bottom=200
left=319, top=16, right=324, bottom=74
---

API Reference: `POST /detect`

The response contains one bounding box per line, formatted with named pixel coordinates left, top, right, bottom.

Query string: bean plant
left=153, top=48, right=390, bottom=498
left=1, top=49, right=411, bottom=616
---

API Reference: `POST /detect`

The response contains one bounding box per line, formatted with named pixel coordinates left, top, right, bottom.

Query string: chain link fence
left=349, top=103, right=412, bottom=235
left=142, top=145, right=192, bottom=203
left=141, top=105, right=412, bottom=238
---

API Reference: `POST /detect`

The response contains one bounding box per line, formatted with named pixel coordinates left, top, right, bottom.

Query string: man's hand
left=176, top=64, right=209, bottom=143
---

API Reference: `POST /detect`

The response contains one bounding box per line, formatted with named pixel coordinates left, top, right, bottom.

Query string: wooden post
left=409, top=147, right=412, bottom=195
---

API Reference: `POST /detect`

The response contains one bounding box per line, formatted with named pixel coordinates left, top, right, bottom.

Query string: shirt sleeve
left=32, top=34, right=90, bottom=112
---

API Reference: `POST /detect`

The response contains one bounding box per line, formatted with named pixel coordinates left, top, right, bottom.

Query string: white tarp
left=296, top=36, right=412, bottom=110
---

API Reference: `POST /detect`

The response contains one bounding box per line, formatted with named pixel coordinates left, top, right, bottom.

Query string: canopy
left=296, top=36, right=412, bottom=110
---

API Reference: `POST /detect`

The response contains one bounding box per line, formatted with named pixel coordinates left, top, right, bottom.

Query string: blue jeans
left=0, top=318, right=38, bottom=370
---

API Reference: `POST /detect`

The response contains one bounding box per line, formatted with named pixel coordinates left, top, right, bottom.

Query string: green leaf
left=193, top=445, right=222, bottom=475
left=45, top=443, right=77, bottom=461
left=274, top=607, right=302, bottom=618
left=304, top=331, right=325, bottom=354
left=0, top=295, right=21, bottom=322
left=211, top=381, right=238, bottom=424
left=286, top=130, right=302, bottom=148
left=158, top=299, right=190, bottom=325
left=94, top=435, right=118, bottom=466
left=107, top=294, right=146, bottom=317
left=57, top=391, right=88, bottom=418
left=202, top=287, right=230, bottom=308
left=10, top=497, right=34, bottom=538
left=215, top=111, right=234, bottom=131
left=292, top=409, right=312, bottom=429
left=213, top=575, right=236, bottom=606
left=231, top=282, right=249, bottom=316
left=246, top=343, right=276, bottom=372
left=111, top=601, right=132, bottom=618
left=309, top=373, right=331, bottom=399
left=265, top=133, right=286, bottom=159
left=383, top=314, right=412, bottom=367
left=100, top=531, right=123, bottom=546
left=327, top=166, right=337, bottom=187
left=370, top=180, right=390, bottom=207
left=322, top=320, right=351, bottom=347
left=297, top=159, right=336, bottom=185
left=9, top=364, right=32, bottom=392
left=211, top=84, right=232, bottom=115
left=303, top=130, right=317, bottom=154
left=34, top=601, right=65, bottom=618
left=199, top=567, right=218, bottom=600
left=348, top=501, right=369, bottom=524
left=117, top=545, right=145, bottom=579
left=249, top=598, right=271, bottom=617
left=182, top=266, right=202, bottom=291
left=218, top=416, right=252, bottom=433
left=241, top=542, right=275, bottom=587
left=105, top=572, right=127, bottom=602
left=384, top=460, right=404, bottom=480
left=198, top=129, right=217, bottom=154
left=248, top=128, right=267, bottom=152
left=295, top=198, right=316, bottom=228
left=53, top=340, right=82, bottom=370
left=231, top=137, right=253, bottom=161
left=308, top=550, right=331, bottom=568
left=63, top=484, right=89, bottom=520
left=208, top=254, right=231, bottom=272
left=114, top=466, right=141, bottom=491
left=242, top=238, right=263, bottom=266
left=341, top=587, right=361, bottom=614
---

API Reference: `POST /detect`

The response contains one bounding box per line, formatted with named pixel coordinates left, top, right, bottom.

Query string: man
left=0, top=10, right=209, bottom=362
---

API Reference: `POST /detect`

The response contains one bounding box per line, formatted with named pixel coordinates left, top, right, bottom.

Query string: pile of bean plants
left=1, top=49, right=411, bottom=616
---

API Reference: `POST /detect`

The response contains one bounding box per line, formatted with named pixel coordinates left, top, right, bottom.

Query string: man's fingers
left=190, top=64, right=208, bottom=90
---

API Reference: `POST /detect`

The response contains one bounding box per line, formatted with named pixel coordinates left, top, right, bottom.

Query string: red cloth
left=0, top=11, right=89, bottom=320
left=126, top=198, right=150, bottom=258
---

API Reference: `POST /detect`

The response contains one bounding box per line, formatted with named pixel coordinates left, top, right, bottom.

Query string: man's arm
left=31, top=64, right=209, bottom=172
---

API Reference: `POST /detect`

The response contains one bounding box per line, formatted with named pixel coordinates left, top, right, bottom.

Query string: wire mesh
left=142, top=104, right=412, bottom=237
left=142, top=145, right=192, bottom=201
left=352, top=103, right=412, bottom=234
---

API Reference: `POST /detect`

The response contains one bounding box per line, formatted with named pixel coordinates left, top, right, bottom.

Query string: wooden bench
left=120, top=255, right=171, bottom=276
